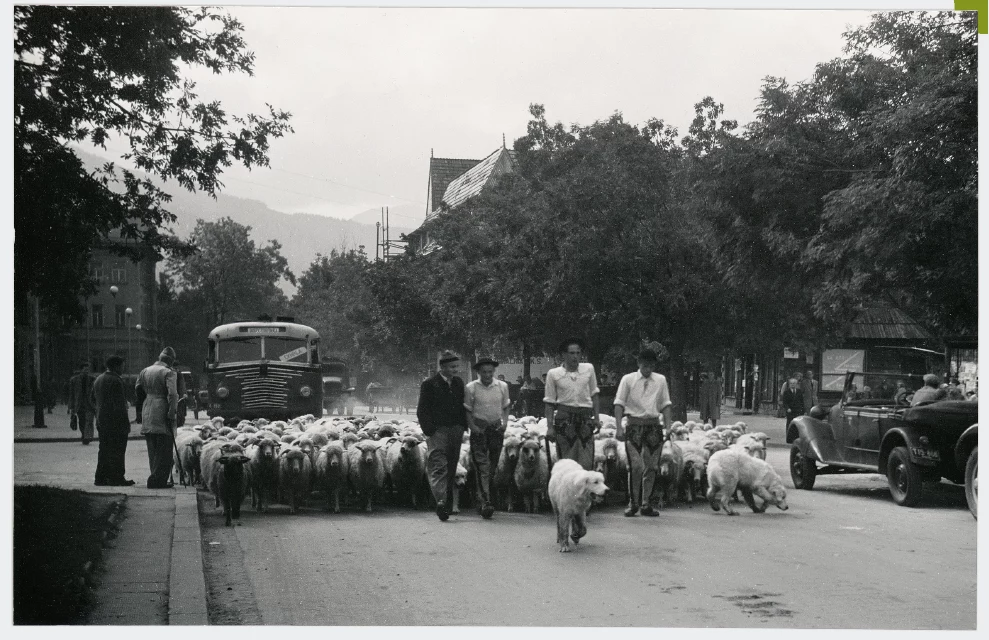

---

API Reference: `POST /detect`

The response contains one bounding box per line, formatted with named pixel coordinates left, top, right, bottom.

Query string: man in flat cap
left=417, top=350, right=467, bottom=521
left=463, top=356, right=510, bottom=519
left=136, top=347, right=179, bottom=489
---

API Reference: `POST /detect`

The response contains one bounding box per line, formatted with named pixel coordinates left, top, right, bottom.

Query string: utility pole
left=33, top=295, right=46, bottom=428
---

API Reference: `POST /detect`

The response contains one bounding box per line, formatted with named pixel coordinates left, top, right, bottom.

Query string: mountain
left=75, top=150, right=414, bottom=294
left=350, top=203, right=425, bottom=228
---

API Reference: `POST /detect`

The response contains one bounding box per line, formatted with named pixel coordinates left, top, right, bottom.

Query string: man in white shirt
left=464, top=357, right=510, bottom=519
left=545, top=338, right=601, bottom=471
left=614, top=349, right=672, bottom=517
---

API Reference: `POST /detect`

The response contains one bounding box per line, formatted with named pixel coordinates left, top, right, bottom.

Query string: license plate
left=911, top=447, right=940, bottom=460
left=210, top=403, right=221, bottom=410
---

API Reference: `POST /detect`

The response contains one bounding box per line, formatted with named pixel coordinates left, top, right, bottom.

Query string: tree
left=168, top=217, right=295, bottom=325
left=14, top=5, right=293, bottom=317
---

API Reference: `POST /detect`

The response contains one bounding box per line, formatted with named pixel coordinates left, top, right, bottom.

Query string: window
left=217, top=337, right=263, bottom=363
left=267, top=336, right=309, bottom=363
left=90, top=264, right=105, bottom=284
left=115, top=305, right=127, bottom=328
left=821, top=349, right=864, bottom=393
left=91, top=304, right=104, bottom=328
left=111, top=267, right=127, bottom=284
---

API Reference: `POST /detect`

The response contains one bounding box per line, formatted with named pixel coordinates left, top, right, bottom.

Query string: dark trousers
left=145, top=434, right=174, bottom=488
left=426, top=426, right=464, bottom=506
left=625, top=422, right=664, bottom=508
left=95, top=430, right=129, bottom=483
left=77, top=410, right=95, bottom=443
left=554, top=409, right=595, bottom=470
left=469, top=420, right=503, bottom=505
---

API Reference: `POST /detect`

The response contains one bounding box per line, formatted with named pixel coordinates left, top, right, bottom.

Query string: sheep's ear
left=218, top=456, right=229, bottom=464
left=238, top=455, right=251, bottom=464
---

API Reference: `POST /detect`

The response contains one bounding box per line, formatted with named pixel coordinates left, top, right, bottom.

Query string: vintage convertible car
left=787, top=371, right=977, bottom=514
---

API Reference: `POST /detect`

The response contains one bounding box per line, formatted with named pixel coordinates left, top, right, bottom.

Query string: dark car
left=787, top=371, right=977, bottom=513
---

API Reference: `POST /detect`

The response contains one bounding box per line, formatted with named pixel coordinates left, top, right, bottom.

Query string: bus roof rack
left=257, top=314, right=273, bottom=322
left=275, top=316, right=295, bottom=323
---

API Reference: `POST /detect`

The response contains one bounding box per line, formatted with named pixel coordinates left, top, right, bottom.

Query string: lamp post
left=125, top=307, right=133, bottom=372
left=135, top=324, right=142, bottom=370
left=110, top=285, right=119, bottom=354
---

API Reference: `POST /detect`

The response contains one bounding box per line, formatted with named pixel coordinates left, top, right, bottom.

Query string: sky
left=112, top=4, right=889, bottom=228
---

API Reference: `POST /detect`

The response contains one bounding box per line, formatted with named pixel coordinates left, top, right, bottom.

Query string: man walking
left=801, top=369, right=819, bottom=414
left=68, top=361, right=96, bottom=445
left=545, top=338, right=601, bottom=470
left=782, top=378, right=805, bottom=431
left=417, top=351, right=468, bottom=521
left=614, top=349, right=672, bottom=517
left=93, top=355, right=135, bottom=486
left=136, top=347, right=179, bottom=489
left=463, top=356, right=510, bottom=519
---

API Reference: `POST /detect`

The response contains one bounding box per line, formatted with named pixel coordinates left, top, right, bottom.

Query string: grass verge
left=13, top=485, right=122, bottom=625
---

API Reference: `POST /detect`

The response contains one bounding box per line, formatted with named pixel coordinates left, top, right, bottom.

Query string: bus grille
left=225, top=368, right=303, bottom=410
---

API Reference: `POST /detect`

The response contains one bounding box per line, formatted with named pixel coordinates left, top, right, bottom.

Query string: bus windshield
left=268, top=336, right=309, bottom=363
left=215, top=336, right=310, bottom=364
left=218, top=337, right=263, bottom=363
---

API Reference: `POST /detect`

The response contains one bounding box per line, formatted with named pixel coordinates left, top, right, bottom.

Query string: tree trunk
left=668, top=342, right=688, bottom=423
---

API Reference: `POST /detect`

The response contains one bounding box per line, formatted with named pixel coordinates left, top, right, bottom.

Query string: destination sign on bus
left=279, top=346, right=308, bottom=361
left=243, top=327, right=285, bottom=334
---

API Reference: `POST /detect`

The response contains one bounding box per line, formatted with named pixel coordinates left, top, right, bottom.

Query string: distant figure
left=911, top=374, right=948, bottom=407
left=894, top=380, right=910, bottom=404
left=68, top=361, right=96, bottom=445
left=93, top=355, right=135, bottom=486
left=801, top=370, right=818, bottom=414
left=782, top=378, right=804, bottom=431
left=698, top=371, right=721, bottom=428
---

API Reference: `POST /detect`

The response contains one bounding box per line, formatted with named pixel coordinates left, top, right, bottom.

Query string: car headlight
left=198, top=390, right=209, bottom=401
left=919, top=436, right=929, bottom=446
left=216, top=386, right=230, bottom=399
left=300, top=385, right=312, bottom=397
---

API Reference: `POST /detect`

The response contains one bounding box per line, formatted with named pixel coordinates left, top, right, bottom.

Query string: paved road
left=198, top=446, right=976, bottom=628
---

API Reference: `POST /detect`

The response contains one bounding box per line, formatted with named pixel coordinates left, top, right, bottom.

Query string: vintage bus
left=200, top=320, right=323, bottom=422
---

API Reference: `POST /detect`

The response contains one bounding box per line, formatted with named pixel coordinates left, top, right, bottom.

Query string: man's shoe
left=640, top=505, right=659, bottom=517
left=624, top=505, right=639, bottom=517
left=94, top=479, right=110, bottom=486
left=81, top=440, right=90, bottom=445
left=480, top=503, right=494, bottom=519
left=435, top=501, right=449, bottom=521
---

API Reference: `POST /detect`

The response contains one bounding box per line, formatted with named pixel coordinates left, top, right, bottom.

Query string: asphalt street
left=197, top=443, right=977, bottom=628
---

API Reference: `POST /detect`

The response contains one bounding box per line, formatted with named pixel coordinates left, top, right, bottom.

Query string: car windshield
left=217, top=337, right=263, bottom=363
left=845, top=373, right=925, bottom=401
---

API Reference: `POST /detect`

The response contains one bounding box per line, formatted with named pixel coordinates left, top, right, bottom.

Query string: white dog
left=548, top=459, right=609, bottom=552
left=706, top=448, right=788, bottom=516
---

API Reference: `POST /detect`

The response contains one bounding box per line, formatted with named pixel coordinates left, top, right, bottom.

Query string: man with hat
left=463, top=356, right=510, bottom=519
left=416, top=350, right=468, bottom=521
left=93, top=355, right=135, bottom=486
left=614, top=348, right=672, bottom=517
left=136, top=347, right=179, bottom=489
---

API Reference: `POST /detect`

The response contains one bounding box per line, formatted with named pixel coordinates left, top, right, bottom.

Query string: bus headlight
left=216, top=386, right=230, bottom=399
left=198, top=390, right=209, bottom=402
left=299, top=386, right=312, bottom=398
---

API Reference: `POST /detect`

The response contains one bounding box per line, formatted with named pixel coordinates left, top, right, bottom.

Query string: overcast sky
left=97, top=6, right=887, bottom=226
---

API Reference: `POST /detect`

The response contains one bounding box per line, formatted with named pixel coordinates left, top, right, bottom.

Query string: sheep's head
left=218, top=454, right=251, bottom=467
left=455, top=463, right=468, bottom=487
left=378, top=424, right=396, bottom=439
left=310, top=432, right=329, bottom=448
left=355, top=440, right=378, bottom=465
left=323, top=442, right=344, bottom=466
left=602, top=438, right=619, bottom=462
left=218, top=427, right=234, bottom=437
left=401, top=436, right=419, bottom=453
left=219, top=442, right=245, bottom=456
left=503, top=436, right=522, bottom=462
left=258, top=439, right=279, bottom=459
left=519, top=440, right=541, bottom=464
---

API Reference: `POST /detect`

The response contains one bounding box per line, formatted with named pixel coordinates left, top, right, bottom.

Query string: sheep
left=246, top=438, right=280, bottom=513
left=341, top=432, right=359, bottom=449
left=383, top=436, right=427, bottom=508
left=736, top=433, right=770, bottom=460
left=280, top=433, right=299, bottom=445
left=174, top=429, right=205, bottom=487
left=315, top=442, right=347, bottom=513
left=345, top=440, right=386, bottom=513
left=218, top=426, right=234, bottom=437
left=594, top=437, right=627, bottom=494
left=452, top=462, right=469, bottom=514
left=514, top=439, right=549, bottom=513
left=655, top=440, right=685, bottom=509
left=493, top=435, right=522, bottom=511
left=677, top=441, right=710, bottom=503
left=201, top=441, right=251, bottom=526
left=278, top=447, right=312, bottom=514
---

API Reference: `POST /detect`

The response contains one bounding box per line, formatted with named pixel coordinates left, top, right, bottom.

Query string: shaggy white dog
left=706, top=448, right=788, bottom=516
left=548, top=459, right=609, bottom=552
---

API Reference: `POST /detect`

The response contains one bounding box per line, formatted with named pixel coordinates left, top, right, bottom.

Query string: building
left=407, top=144, right=517, bottom=255
left=13, top=229, right=160, bottom=404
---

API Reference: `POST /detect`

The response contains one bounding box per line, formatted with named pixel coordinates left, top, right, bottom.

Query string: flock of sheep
left=174, top=413, right=777, bottom=526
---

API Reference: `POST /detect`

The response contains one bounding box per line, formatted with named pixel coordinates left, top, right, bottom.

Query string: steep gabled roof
left=428, top=157, right=481, bottom=215
left=847, top=302, right=931, bottom=340
left=441, top=147, right=517, bottom=210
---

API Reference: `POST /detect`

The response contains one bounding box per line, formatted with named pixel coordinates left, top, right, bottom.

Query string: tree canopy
left=14, top=5, right=293, bottom=317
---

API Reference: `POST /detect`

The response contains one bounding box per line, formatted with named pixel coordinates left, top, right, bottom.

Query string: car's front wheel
left=887, top=446, right=923, bottom=507
left=964, top=446, right=977, bottom=519
left=790, top=441, right=817, bottom=490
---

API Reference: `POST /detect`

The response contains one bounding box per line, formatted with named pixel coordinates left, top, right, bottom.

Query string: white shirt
left=614, top=371, right=671, bottom=418
left=464, top=379, right=510, bottom=423
left=544, top=363, right=599, bottom=408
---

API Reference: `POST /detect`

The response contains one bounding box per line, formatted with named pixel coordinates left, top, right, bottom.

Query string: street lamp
left=135, top=324, right=142, bottom=369
left=125, top=307, right=133, bottom=372
left=110, top=285, right=119, bottom=353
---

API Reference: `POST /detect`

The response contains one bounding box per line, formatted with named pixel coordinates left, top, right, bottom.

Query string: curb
left=14, top=435, right=147, bottom=444
left=168, top=488, right=209, bottom=625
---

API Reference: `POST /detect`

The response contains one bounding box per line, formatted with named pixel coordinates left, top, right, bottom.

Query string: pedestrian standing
left=782, top=378, right=805, bottom=432
left=136, top=347, right=179, bottom=489
left=416, top=351, right=467, bottom=521
left=613, top=349, right=672, bottom=517
left=801, top=369, right=819, bottom=414
left=544, top=338, right=601, bottom=471
left=698, top=371, right=722, bottom=427
left=93, top=355, right=135, bottom=486
left=463, top=357, right=510, bottom=519
left=67, top=361, right=96, bottom=445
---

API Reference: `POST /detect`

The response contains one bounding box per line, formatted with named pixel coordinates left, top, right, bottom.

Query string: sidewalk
left=14, top=439, right=208, bottom=625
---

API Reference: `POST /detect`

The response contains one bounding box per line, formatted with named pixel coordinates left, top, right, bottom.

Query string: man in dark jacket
left=93, top=355, right=135, bottom=486
left=416, top=351, right=467, bottom=522
left=782, top=377, right=805, bottom=431
left=68, top=361, right=96, bottom=445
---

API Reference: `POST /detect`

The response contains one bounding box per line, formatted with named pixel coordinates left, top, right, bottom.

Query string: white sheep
left=345, top=440, right=385, bottom=513
left=174, top=428, right=205, bottom=487
left=383, top=435, right=426, bottom=509
left=315, top=442, right=347, bottom=513
left=514, top=439, right=549, bottom=513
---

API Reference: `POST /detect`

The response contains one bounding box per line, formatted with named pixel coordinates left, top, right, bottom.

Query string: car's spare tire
left=964, top=446, right=977, bottom=520
left=790, top=441, right=817, bottom=490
